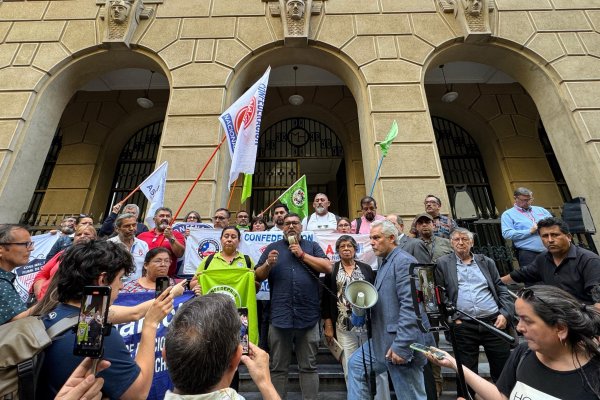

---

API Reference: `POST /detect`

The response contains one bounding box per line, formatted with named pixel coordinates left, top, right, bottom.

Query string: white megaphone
left=344, top=280, right=378, bottom=317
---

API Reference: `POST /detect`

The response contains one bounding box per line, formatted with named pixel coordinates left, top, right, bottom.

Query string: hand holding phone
left=74, top=286, right=110, bottom=358
left=238, top=307, right=249, bottom=355
left=410, top=343, right=445, bottom=360
left=155, top=276, right=170, bottom=298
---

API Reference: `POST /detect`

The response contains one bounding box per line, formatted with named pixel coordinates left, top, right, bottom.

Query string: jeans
left=269, top=323, right=320, bottom=400
left=347, top=339, right=426, bottom=400
left=516, top=248, right=541, bottom=267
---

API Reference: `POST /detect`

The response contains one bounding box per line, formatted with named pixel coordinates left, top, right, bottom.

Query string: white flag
left=140, top=161, right=168, bottom=228
left=219, top=67, right=270, bottom=187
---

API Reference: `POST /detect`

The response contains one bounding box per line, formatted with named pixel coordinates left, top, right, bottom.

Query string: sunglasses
left=517, top=287, right=550, bottom=308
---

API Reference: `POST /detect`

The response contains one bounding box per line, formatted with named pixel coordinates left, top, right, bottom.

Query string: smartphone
left=155, top=276, right=170, bottom=298
left=74, top=286, right=110, bottom=358
left=238, top=307, right=249, bottom=355
left=410, top=343, right=445, bottom=360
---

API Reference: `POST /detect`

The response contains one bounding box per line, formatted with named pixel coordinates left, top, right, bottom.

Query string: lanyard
left=513, top=205, right=536, bottom=224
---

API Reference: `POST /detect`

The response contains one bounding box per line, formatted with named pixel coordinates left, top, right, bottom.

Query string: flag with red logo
left=219, top=67, right=271, bottom=187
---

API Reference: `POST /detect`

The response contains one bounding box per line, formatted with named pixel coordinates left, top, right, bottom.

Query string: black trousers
left=516, top=248, right=541, bottom=267
left=453, top=319, right=511, bottom=397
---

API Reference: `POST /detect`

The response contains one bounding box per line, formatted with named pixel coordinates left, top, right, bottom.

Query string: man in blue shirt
left=255, top=213, right=331, bottom=400
left=501, top=187, right=552, bottom=266
left=435, top=228, right=514, bottom=397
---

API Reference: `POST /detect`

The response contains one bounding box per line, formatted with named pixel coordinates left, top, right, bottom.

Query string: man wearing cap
left=415, top=213, right=453, bottom=263
left=410, top=195, right=458, bottom=239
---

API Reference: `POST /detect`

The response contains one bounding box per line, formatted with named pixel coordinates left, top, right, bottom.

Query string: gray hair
left=165, top=294, right=241, bottom=395
left=0, top=224, right=29, bottom=244
left=371, top=219, right=398, bottom=240
left=123, top=203, right=140, bottom=215
left=115, top=213, right=136, bottom=228
left=450, top=227, right=474, bottom=241
left=513, top=187, right=533, bottom=197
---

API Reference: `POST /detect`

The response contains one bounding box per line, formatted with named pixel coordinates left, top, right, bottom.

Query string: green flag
left=379, top=120, right=398, bottom=157
left=241, top=173, right=252, bottom=203
left=199, top=267, right=258, bottom=345
left=278, top=175, right=309, bottom=220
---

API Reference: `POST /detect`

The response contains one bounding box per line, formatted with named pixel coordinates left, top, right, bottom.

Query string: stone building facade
left=0, top=0, right=599, bottom=242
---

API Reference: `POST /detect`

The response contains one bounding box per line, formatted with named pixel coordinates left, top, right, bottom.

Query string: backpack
left=0, top=315, right=78, bottom=399
left=203, top=254, right=252, bottom=270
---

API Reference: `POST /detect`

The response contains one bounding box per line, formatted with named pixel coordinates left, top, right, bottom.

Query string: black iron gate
left=432, top=116, right=513, bottom=275
left=105, top=121, right=163, bottom=221
left=252, top=117, right=345, bottom=217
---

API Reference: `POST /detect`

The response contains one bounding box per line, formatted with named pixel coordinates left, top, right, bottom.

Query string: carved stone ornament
left=268, top=0, right=323, bottom=47
left=99, top=0, right=154, bottom=47
left=438, top=0, right=495, bottom=42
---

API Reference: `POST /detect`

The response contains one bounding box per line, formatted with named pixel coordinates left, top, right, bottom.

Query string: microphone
left=287, top=235, right=297, bottom=245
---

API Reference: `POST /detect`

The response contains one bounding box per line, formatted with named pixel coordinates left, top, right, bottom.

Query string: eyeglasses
left=516, top=197, right=533, bottom=203
left=284, top=221, right=301, bottom=226
left=517, top=287, right=550, bottom=308
left=2, top=241, right=34, bottom=249
left=424, top=201, right=439, bottom=205
left=213, top=216, right=227, bottom=220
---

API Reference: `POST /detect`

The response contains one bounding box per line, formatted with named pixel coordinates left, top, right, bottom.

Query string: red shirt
left=137, top=229, right=185, bottom=277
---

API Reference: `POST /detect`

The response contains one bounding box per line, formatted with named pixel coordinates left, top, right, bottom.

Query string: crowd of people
left=0, top=187, right=599, bottom=399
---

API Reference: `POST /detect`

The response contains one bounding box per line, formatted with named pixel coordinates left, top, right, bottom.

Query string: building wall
left=0, top=0, right=599, bottom=228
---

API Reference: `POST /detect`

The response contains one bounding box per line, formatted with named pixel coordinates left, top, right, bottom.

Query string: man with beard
left=255, top=213, right=331, bottom=400
left=415, top=213, right=453, bottom=263
left=108, top=213, right=149, bottom=282
left=213, top=208, right=230, bottom=229
left=137, top=207, right=185, bottom=277
left=302, top=193, right=338, bottom=232
left=351, top=196, right=385, bottom=234
left=270, top=203, right=288, bottom=231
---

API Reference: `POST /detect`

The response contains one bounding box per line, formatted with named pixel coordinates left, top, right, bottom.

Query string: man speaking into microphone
left=255, top=213, right=331, bottom=400
left=347, top=219, right=433, bottom=400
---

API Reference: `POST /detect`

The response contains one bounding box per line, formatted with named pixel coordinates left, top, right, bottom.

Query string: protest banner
left=114, top=291, right=194, bottom=400
left=181, top=228, right=222, bottom=275
left=13, top=232, right=60, bottom=302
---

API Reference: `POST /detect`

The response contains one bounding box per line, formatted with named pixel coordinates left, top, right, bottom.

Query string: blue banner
left=113, top=291, right=195, bottom=400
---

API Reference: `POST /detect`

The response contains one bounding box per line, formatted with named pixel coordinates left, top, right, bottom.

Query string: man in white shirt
left=302, top=193, right=338, bottom=231
left=108, top=213, right=149, bottom=282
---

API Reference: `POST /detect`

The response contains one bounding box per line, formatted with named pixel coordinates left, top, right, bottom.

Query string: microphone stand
left=409, top=264, right=515, bottom=400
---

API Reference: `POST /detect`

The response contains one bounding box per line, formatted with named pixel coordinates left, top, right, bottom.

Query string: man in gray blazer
left=435, top=227, right=514, bottom=397
left=387, top=214, right=430, bottom=264
left=347, top=220, right=432, bottom=400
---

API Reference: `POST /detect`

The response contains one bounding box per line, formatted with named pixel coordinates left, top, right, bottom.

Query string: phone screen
left=238, top=307, right=249, bottom=355
left=74, top=286, right=110, bottom=358
left=155, top=277, right=170, bottom=298
left=416, top=266, right=441, bottom=315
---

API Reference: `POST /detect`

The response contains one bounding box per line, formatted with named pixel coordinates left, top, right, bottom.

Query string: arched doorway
left=252, top=117, right=347, bottom=217
left=105, top=121, right=164, bottom=219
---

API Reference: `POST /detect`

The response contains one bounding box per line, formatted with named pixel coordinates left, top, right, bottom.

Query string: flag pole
left=369, top=154, right=385, bottom=197
left=171, top=135, right=227, bottom=223
left=227, top=177, right=238, bottom=209
left=118, top=184, right=141, bottom=206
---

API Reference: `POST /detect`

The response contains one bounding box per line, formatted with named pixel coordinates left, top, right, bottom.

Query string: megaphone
left=344, top=280, right=378, bottom=317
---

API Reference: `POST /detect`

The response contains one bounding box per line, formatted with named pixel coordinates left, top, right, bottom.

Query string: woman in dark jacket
left=321, top=234, right=374, bottom=381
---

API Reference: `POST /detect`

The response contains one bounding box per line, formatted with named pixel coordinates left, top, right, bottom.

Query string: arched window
left=253, top=117, right=346, bottom=216
left=105, top=121, right=163, bottom=220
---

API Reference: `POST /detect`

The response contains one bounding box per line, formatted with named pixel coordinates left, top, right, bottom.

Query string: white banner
left=13, top=232, right=60, bottom=302
left=220, top=67, right=270, bottom=186
left=182, top=230, right=377, bottom=283
left=140, top=161, right=168, bottom=228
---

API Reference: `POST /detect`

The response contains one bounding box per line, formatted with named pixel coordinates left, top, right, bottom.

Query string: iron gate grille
left=432, top=116, right=513, bottom=274
left=105, top=121, right=163, bottom=220
left=252, top=118, right=344, bottom=216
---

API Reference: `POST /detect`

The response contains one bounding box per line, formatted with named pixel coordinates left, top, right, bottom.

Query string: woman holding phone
left=426, top=285, right=600, bottom=400
left=121, top=247, right=184, bottom=294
